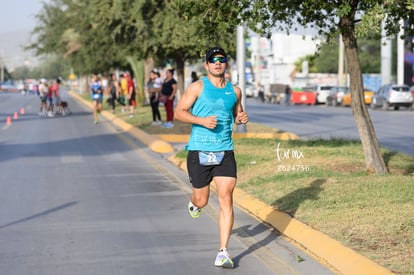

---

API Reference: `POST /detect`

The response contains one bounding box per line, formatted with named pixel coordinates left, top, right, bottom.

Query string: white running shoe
left=214, top=248, right=234, bottom=268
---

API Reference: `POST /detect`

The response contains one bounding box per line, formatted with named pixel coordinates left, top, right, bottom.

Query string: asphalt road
left=246, top=98, right=414, bottom=156
left=0, top=91, right=335, bottom=275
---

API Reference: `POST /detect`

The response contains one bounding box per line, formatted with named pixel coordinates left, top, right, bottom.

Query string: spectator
left=108, top=73, right=124, bottom=113
left=160, top=68, right=177, bottom=128
left=191, top=71, right=199, bottom=83
left=125, top=72, right=136, bottom=118
left=285, top=84, right=292, bottom=105
left=53, top=79, right=62, bottom=115
left=119, top=73, right=128, bottom=112
left=38, top=79, right=48, bottom=117
left=147, top=70, right=162, bottom=125
left=47, top=80, right=56, bottom=117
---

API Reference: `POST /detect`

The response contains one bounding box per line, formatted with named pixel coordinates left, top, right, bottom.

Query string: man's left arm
left=233, top=86, right=249, bottom=124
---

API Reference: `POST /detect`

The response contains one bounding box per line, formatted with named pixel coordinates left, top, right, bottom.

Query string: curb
left=69, top=91, right=174, bottom=154
left=70, top=90, right=392, bottom=275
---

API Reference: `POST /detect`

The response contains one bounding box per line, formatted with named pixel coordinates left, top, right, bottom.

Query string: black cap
left=205, top=47, right=227, bottom=62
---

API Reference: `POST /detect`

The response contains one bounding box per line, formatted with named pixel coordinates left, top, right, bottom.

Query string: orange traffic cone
left=20, top=107, right=25, bottom=115
left=13, top=112, right=18, bottom=120
left=6, top=116, right=11, bottom=125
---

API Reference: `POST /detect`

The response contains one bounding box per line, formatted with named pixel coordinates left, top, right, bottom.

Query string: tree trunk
left=144, top=57, right=155, bottom=104
left=341, top=17, right=388, bottom=174
left=175, top=57, right=185, bottom=100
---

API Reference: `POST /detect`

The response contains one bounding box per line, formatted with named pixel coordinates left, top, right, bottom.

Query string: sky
left=1, top=0, right=45, bottom=33
left=0, top=0, right=47, bottom=69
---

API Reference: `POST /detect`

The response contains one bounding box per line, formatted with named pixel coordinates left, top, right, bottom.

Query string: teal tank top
left=186, top=77, right=237, bottom=151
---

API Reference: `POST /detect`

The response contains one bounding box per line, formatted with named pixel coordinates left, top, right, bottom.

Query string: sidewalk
left=70, top=91, right=392, bottom=275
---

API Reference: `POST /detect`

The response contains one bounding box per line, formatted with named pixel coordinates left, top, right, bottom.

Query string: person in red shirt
left=47, top=80, right=56, bottom=117
left=125, top=72, right=136, bottom=118
left=160, top=68, right=177, bottom=128
left=53, top=79, right=62, bottom=114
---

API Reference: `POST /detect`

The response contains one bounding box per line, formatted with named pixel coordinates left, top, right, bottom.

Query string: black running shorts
left=187, top=150, right=237, bottom=189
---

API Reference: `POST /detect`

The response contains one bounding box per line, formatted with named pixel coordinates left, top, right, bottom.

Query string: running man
left=175, top=47, right=249, bottom=268
left=90, top=73, right=103, bottom=124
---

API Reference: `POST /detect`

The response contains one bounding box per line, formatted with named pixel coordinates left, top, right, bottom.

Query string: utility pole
left=381, top=20, right=392, bottom=85
left=236, top=24, right=247, bottom=133
left=338, top=35, right=346, bottom=86
left=0, top=49, right=4, bottom=83
left=397, top=19, right=405, bottom=85
left=255, top=33, right=261, bottom=88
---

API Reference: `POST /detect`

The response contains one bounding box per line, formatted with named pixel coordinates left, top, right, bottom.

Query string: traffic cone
left=6, top=116, right=11, bottom=125
left=20, top=107, right=25, bottom=115
left=13, top=112, right=18, bottom=120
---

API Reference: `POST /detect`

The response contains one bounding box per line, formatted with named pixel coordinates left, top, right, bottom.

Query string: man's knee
left=192, top=191, right=209, bottom=208
left=218, top=193, right=233, bottom=209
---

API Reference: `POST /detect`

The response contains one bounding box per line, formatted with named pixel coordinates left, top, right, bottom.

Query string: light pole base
left=236, top=124, right=247, bottom=133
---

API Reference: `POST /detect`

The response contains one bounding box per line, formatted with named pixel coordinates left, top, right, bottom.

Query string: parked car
left=326, top=86, right=349, bottom=106
left=371, top=84, right=413, bottom=110
left=245, top=82, right=255, bottom=97
left=341, top=88, right=375, bottom=106
left=411, top=85, right=414, bottom=99
left=0, top=82, right=19, bottom=93
left=302, top=84, right=334, bottom=104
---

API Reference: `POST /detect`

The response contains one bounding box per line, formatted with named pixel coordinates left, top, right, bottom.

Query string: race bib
left=92, top=94, right=100, bottom=99
left=198, top=151, right=225, bottom=166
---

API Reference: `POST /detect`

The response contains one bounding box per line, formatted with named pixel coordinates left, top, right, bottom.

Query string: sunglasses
left=207, top=56, right=227, bottom=64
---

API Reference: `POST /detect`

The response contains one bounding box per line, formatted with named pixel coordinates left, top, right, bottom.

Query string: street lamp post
left=0, top=49, right=4, bottom=83
left=236, top=24, right=247, bottom=133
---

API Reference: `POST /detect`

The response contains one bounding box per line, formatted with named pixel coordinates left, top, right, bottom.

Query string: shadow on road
left=231, top=179, right=326, bottom=266
left=232, top=223, right=280, bottom=267
left=0, top=201, right=78, bottom=229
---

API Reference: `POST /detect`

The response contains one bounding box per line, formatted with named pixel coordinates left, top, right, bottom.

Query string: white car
left=302, top=85, right=334, bottom=104
left=371, top=84, right=413, bottom=110
left=245, top=82, right=255, bottom=97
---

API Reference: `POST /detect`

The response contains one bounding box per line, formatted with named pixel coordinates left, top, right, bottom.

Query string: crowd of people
left=94, top=69, right=179, bottom=128
left=36, top=78, right=66, bottom=117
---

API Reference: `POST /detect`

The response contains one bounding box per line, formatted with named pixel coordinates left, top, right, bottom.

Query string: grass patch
left=241, top=139, right=414, bottom=274
left=81, top=93, right=414, bottom=273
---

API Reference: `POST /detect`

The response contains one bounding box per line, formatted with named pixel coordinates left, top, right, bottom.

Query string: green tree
left=11, top=66, right=31, bottom=80
left=297, top=37, right=381, bottom=74
left=29, top=0, right=237, bottom=98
